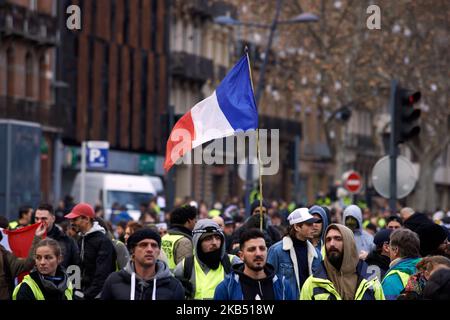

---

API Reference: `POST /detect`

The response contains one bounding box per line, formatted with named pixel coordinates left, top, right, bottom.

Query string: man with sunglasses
left=174, top=219, right=240, bottom=299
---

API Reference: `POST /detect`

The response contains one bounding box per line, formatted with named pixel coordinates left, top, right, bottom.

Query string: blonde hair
left=34, top=238, right=62, bottom=258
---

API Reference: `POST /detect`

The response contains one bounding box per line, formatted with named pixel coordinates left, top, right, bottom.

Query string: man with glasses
left=309, top=205, right=329, bottom=253
left=382, top=228, right=421, bottom=300
left=366, top=228, right=393, bottom=280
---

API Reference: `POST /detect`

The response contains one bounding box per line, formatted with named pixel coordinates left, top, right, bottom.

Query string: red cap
left=64, top=203, right=95, bottom=219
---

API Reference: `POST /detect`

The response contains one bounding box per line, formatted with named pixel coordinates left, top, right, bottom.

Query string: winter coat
left=382, top=257, right=421, bottom=300
left=403, top=212, right=434, bottom=233
left=343, top=205, right=375, bottom=254
left=365, top=251, right=391, bottom=281
left=213, top=263, right=294, bottom=300
left=101, top=260, right=185, bottom=300
left=13, top=266, right=72, bottom=300
left=78, top=222, right=116, bottom=299
left=422, top=268, right=450, bottom=300
left=267, top=236, right=321, bottom=299
left=47, top=225, right=80, bottom=269
left=0, top=236, right=41, bottom=300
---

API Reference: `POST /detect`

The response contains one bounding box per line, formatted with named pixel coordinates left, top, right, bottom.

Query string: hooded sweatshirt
left=309, top=205, right=329, bottom=249
left=78, top=221, right=116, bottom=299
left=323, top=224, right=360, bottom=300
left=174, top=219, right=240, bottom=297
left=343, top=205, right=374, bottom=254
left=101, top=260, right=184, bottom=300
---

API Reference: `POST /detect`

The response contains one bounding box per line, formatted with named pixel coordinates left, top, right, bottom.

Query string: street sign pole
left=80, top=141, right=86, bottom=203
left=389, top=80, right=398, bottom=213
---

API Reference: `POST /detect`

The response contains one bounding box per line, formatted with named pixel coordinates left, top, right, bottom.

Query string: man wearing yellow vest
left=300, top=224, right=385, bottom=300
left=161, top=205, right=197, bottom=271
left=8, top=205, right=33, bottom=230
left=174, top=219, right=240, bottom=299
left=381, top=228, right=421, bottom=300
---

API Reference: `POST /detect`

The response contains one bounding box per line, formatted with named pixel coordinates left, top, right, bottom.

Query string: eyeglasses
left=253, top=210, right=267, bottom=214
left=314, top=219, right=323, bottom=224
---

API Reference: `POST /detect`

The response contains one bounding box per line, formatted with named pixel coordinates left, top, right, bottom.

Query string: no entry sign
left=343, top=171, right=362, bottom=193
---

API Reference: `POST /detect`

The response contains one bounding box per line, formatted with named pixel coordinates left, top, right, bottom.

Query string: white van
left=71, top=172, right=163, bottom=221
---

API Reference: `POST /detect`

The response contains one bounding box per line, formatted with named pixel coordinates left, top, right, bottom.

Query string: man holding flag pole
left=164, top=48, right=267, bottom=232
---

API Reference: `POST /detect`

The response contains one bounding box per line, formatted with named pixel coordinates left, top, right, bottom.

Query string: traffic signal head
left=395, top=87, right=421, bottom=143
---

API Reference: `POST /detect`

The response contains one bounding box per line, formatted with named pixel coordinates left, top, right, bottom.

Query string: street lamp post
left=215, top=0, right=319, bottom=215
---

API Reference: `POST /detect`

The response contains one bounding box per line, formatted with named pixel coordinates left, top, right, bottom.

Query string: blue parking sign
left=86, top=141, right=109, bottom=168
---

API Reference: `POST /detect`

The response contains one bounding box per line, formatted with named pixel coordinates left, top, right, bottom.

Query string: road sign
left=86, top=141, right=109, bottom=168
left=343, top=170, right=362, bottom=193
left=372, top=155, right=417, bottom=199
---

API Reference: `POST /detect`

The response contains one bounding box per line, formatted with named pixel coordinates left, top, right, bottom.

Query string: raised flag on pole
left=164, top=55, right=258, bottom=172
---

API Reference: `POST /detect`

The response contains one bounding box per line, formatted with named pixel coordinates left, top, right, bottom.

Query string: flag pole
left=245, top=46, right=264, bottom=232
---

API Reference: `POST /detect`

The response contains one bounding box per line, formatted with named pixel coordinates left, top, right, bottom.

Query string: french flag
left=164, top=55, right=258, bottom=172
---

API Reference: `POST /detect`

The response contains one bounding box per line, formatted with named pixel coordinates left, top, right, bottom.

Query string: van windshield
left=106, top=191, right=154, bottom=211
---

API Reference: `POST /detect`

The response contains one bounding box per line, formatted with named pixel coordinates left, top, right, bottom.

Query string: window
left=25, top=52, right=34, bottom=99
left=6, top=47, right=15, bottom=96
left=39, top=55, right=46, bottom=102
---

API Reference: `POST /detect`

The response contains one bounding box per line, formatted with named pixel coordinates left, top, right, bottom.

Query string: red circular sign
left=344, top=171, right=362, bottom=193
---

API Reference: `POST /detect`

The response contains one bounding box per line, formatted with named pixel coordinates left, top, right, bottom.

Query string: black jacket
left=47, top=225, right=80, bottom=269
left=404, top=212, right=433, bottom=233
left=365, top=251, right=391, bottom=280
left=78, top=222, right=116, bottom=299
left=14, top=267, right=71, bottom=300
left=101, top=260, right=184, bottom=300
left=232, top=263, right=275, bottom=300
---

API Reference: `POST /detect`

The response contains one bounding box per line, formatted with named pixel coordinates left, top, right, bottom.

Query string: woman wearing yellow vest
left=174, top=219, right=240, bottom=299
left=13, top=239, right=72, bottom=300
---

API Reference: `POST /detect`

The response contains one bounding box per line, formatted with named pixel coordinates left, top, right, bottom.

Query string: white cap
left=288, top=208, right=319, bottom=225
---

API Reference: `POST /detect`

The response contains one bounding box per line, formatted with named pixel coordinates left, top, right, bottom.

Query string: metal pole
left=294, top=135, right=301, bottom=204
left=245, top=0, right=283, bottom=215
left=389, top=80, right=398, bottom=213
left=80, top=141, right=86, bottom=202
left=167, top=105, right=175, bottom=212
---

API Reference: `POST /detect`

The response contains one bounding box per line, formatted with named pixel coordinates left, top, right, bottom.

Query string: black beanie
left=127, top=228, right=161, bottom=251
left=417, top=224, right=448, bottom=256
left=250, top=200, right=269, bottom=215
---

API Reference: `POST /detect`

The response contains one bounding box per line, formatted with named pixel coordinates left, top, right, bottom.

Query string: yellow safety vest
left=381, top=269, right=410, bottom=288
left=208, top=209, right=221, bottom=218
left=8, top=221, right=19, bottom=230
left=161, top=234, right=184, bottom=270
left=300, top=276, right=385, bottom=300
left=192, top=256, right=228, bottom=300
left=12, top=275, right=73, bottom=300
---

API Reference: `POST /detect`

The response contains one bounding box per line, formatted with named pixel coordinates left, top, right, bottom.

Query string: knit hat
left=250, top=200, right=269, bottom=215
left=417, top=224, right=448, bottom=256
left=127, top=228, right=161, bottom=251
left=373, top=228, right=393, bottom=247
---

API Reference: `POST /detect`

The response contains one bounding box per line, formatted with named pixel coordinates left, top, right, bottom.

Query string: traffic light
left=394, top=86, right=421, bottom=143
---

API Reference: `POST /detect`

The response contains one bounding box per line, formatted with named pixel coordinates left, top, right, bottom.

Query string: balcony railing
left=171, top=51, right=214, bottom=83
left=0, top=1, right=58, bottom=46
left=0, top=96, right=63, bottom=130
